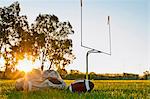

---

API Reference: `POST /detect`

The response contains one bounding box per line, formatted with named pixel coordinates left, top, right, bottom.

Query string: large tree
left=0, top=2, right=42, bottom=75
left=32, top=14, right=75, bottom=70
left=0, top=2, right=29, bottom=75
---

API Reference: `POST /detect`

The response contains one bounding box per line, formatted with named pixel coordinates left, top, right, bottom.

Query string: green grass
left=0, top=80, right=150, bottom=99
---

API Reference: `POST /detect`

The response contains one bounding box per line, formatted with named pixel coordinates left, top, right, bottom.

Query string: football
left=69, top=80, right=94, bottom=93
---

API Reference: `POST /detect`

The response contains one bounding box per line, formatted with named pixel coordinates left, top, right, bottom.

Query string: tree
left=57, top=68, right=68, bottom=78
left=0, top=2, right=26, bottom=76
left=70, top=70, right=80, bottom=74
left=0, top=2, right=42, bottom=76
left=89, top=72, right=97, bottom=80
left=32, top=14, right=75, bottom=70
left=143, top=71, right=150, bottom=80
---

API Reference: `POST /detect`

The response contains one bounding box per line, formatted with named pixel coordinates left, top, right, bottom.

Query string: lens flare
left=16, top=55, right=41, bottom=73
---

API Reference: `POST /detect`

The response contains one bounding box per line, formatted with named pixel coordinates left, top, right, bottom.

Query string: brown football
left=69, top=80, right=94, bottom=93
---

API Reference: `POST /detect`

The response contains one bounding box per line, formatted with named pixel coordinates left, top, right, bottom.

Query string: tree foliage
left=0, top=2, right=75, bottom=73
left=0, top=2, right=28, bottom=73
left=32, top=14, right=75, bottom=69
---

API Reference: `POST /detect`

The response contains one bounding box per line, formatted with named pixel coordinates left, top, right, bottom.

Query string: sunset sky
left=0, top=0, right=149, bottom=74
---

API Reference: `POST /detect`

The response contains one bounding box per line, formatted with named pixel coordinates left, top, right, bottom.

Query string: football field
left=0, top=80, right=150, bottom=99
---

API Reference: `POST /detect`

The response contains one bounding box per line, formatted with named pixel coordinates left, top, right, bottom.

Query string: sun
left=16, top=58, right=33, bottom=72
left=16, top=55, right=41, bottom=73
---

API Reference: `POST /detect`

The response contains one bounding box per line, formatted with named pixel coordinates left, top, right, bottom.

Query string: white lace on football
left=69, top=85, right=72, bottom=92
left=85, top=80, right=90, bottom=91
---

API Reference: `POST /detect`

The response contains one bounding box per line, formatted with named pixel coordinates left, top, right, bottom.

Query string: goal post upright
left=80, top=0, right=112, bottom=80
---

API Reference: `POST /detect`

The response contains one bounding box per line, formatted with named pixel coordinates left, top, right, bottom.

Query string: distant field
left=0, top=80, right=150, bottom=99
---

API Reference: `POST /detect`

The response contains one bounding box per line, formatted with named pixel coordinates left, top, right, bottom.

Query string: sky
left=0, top=0, right=149, bottom=74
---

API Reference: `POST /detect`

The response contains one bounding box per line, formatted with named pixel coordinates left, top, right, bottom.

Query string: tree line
left=0, top=69, right=149, bottom=80
left=62, top=70, right=149, bottom=80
